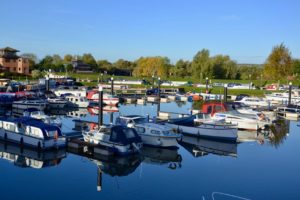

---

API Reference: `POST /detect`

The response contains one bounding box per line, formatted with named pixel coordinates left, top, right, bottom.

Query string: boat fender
left=54, top=132, right=58, bottom=140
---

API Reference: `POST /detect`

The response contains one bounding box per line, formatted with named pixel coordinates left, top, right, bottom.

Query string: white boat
left=47, top=97, right=68, bottom=109
left=83, top=125, right=143, bottom=155
left=235, top=97, right=269, bottom=107
left=65, top=95, right=89, bottom=108
left=12, top=100, right=47, bottom=110
left=165, top=115, right=238, bottom=141
left=0, top=117, right=66, bottom=149
left=265, top=91, right=300, bottom=104
left=115, top=115, right=181, bottom=148
left=212, top=111, right=271, bottom=131
left=86, top=90, right=119, bottom=105
left=54, top=87, right=87, bottom=97
left=23, top=108, right=62, bottom=127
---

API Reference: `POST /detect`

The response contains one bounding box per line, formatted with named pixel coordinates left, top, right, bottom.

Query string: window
left=136, top=127, right=145, bottom=133
left=215, top=105, right=223, bottom=112
left=207, top=106, right=212, bottom=114
left=150, top=130, right=160, bottom=135
left=18, top=67, right=21, bottom=71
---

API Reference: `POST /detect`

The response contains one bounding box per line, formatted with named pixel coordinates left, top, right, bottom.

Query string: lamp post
left=260, top=74, right=263, bottom=90
left=101, top=73, right=103, bottom=82
left=205, top=77, right=209, bottom=94
left=249, top=74, right=252, bottom=90
left=157, top=77, right=161, bottom=116
left=45, top=76, right=49, bottom=91
left=224, top=84, right=228, bottom=103
left=288, top=82, right=292, bottom=105
left=98, top=86, right=103, bottom=127
left=152, top=74, right=155, bottom=89
left=111, top=77, right=114, bottom=95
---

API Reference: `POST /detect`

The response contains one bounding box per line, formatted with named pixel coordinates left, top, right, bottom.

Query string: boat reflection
left=89, top=154, right=142, bottom=192
left=67, top=108, right=89, bottom=118
left=87, top=106, right=119, bottom=115
left=140, top=146, right=182, bottom=170
left=0, top=141, right=66, bottom=169
left=179, top=136, right=237, bottom=157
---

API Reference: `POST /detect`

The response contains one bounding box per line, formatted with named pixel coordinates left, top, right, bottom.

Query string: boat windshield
left=133, top=118, right=148, bottom=124
left=124, top=128, right=137, bottom=139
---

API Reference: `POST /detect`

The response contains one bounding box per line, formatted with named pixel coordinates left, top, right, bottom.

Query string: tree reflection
left=268, top=119, right=289, bottom=148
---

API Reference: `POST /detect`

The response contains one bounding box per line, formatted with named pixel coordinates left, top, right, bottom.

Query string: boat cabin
left=201, top=102, right=250, bottom=116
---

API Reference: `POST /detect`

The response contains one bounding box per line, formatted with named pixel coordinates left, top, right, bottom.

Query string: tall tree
left=264, top=43, right=293, bottom=80
left=21, top=53, right=38, bottom=70
left=133, top=56, right=170, bottom=78
left=191, top=49, right=211, bottom=81
left=82, top=53, right=97, bottom=69
left=292, top=59, right=300, bottom=75
left=63, top=54, right=73, bottom=64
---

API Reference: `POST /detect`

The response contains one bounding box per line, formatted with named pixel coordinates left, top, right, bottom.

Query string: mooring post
left=288, top=82, right=292, bottom=105
left=111, top=77, right=114, bottom=95
left=224, top=84, right=228, bottom=103
left=157, top=77, right=161, bottom=116
left=110, top=112, right=113, bottom=124
left=97, top=168, right=102, bottom=192
left=98, top=86, right=103, bottom=127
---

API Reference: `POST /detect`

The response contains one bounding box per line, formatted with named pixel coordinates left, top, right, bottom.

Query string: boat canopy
left=109, top=126, right=141, bottom=145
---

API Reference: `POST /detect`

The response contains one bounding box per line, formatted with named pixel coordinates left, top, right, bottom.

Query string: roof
left=0, top=47, right=19, bottom=52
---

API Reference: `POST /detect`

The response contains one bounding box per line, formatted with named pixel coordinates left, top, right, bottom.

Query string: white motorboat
left=235, top=97, right=270, bottom=107
left=212, top=110, right=271, bottom=131
left=83, top=125, right=143, bottom=155
left=54, top=86, right=87, bottom=97
left=265, top=91, right=300, bottom=104
left=23, top=108, right=62, bottom=127
left=115, top=115, right=181, bottom=148
left=164, top=115, right=238, bottom=142
left=65, top=95, right=89, bottom=108
left=0, top=117, right=66, bottom=149
left=12, top=99, right=47, bottom=110
left=47, top=97, right=68, bottom=109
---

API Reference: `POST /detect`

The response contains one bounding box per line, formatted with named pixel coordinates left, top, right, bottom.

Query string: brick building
left=0, top=47, right=30, bottom=75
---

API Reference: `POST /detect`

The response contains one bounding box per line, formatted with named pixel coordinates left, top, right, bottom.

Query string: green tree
left=264, top=43, right=293, bottom=80
left=82, top=53, right=97, bottom=71
left=63, top=54, right=73, bottom=64
left=97, top=60, right=112, bottom=73
left=292, top=59, right=300, bottom=75
left=191, top=49, right=211, bottom=81
left=21, top=53, right=38, bottom=70
left=31, top=69, right=42, bottom=78
left=171, top=59, right=191, bottom=77
left=133, top=56, right=170, bottom=78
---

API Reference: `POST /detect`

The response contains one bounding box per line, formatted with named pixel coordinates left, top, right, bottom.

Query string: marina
left=1, top=1, right=300, bottom=199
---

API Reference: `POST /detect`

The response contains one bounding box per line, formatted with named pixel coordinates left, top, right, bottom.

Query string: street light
left=205, top=77, right=209, bottom=94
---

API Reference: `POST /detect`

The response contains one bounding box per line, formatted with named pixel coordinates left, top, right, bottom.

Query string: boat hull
left=139, top=134, right=180, bottom=148
left=12, top=103, right=46, bottom=110
left=0, top=129, right=66, bottom=149
left=165, top=123, right=237, bottom=142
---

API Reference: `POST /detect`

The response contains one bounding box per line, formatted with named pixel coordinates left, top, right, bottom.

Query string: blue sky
left=0, top=0, right=299, bottom=64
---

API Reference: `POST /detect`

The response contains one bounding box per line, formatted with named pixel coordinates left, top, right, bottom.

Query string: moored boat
left=12, top=99, right=47, bottom=110
left=86, top=90, right=119, bottom=105
left=83, top=125, right=142, bottom=155
left=116, top=115, right=181, bottom=148
left=0, top=117, right=66, bottom=149
left=164, top=114, right=238, bottom=141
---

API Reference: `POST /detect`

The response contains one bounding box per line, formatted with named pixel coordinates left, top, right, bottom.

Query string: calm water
left=1, top=102, right=300, bottom=200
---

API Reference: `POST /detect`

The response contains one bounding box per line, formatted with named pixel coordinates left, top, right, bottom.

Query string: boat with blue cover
left=83, top=125, right=143, bottom=155
left=0, top=117, right=66, bottom=149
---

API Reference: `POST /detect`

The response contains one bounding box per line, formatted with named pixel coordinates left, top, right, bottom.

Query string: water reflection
left=269, top=119, right=290, bottom=148
left=0, top=141, right=66, bottom=169
left=179, top=136, right=237, bottom=157
left=89, top=154, right=142, bottom=191
left=140, top=146, right=182, bottom=170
